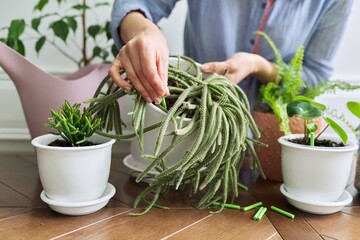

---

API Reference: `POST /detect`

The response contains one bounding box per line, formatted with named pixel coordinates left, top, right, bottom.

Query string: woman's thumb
left=201, top=62, right=226, bottom=74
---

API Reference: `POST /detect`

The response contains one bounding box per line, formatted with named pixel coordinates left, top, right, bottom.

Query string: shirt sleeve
left=301, top=0, right=354, bottom=88
left=110, top=0, right=180, bottom=48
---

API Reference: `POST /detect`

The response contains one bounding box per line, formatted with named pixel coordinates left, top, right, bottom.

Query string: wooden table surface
left=1, top=151, right=359, bottom=240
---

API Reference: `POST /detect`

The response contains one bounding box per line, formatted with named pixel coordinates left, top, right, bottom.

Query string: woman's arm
left=109, top=11, right=170, bottom=104
left=201, top=52, right=278, bottom=85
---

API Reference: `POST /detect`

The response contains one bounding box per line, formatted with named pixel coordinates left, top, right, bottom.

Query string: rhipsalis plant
left=46, top=100, right=102, bottom=147
left=256, top=31, right=305, bottom=135
left=86, top=55, right=266, bottom=215
left=0, top=0, right=117, bottom=67
left=287, top=96, right=348, bottom=146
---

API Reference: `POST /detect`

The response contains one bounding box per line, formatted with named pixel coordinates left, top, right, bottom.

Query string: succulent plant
left=46, top=100, right=102, bottom=147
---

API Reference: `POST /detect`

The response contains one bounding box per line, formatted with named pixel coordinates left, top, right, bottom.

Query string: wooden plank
left=0, top=182, right=34, bottom=207
left=107, top=198, right=130, bottom=208
left=0, top=208, right=33, bottom=220
left=341, top=206, right=360, bottom=217
left=56, top=209, right=210, bottom=239
left=109, top=169, right=147, bottom=207
left=250, top=179, right=323, bottom=240
left=0, top=207, right=131, bottom=239
left=111, top=153, right=130, bottom=174
left=165, top=209, right=278, bottom=240
left=0, top=156, right=43, bottom=206
left=16, top=153, right=38, bottom=165
left=305, top=212, right=360, bottom=240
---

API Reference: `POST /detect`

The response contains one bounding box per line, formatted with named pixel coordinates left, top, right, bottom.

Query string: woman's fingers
left=157, top=54, right=170, bottom=96
left=108, top=58, right=132, bottom=91
left=201, top=62, right=229, bottom=75
left=109, top=27, right=170, bottom=103
left=119, top=52, right=155, bottom=103
left=138, top=49, right=168, bottom=99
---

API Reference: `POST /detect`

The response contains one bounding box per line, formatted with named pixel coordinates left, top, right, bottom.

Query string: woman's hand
left=201, top=52, right=277, bottom=84
left=109, top=12, right=170, bottom=104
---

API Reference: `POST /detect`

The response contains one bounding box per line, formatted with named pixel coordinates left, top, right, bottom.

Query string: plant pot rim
left=278, top=133, right=358, bottom=152
left=147, top=101, right=194, bottom=122
left=31, top=134, right=115, bottom=151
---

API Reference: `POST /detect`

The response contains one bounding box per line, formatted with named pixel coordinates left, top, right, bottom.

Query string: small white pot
left=279, top=134, right=358, bottom=202
left=131, top=103, right=196, bottom=168
left=31, top=134, right=115, bottom=203
left=131, top=56, right=201, bottom=169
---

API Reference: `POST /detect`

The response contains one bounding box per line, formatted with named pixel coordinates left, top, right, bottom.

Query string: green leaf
left=111, top=44, right=118, bottom=57
left=101, top=49, right=109, bottom=59
left=95, top=2, right=110, bottom=7
left=105, top=21, right=112, bottom=39
left=347, top=101, right=360, bottom=119
left=50, top=20, right=69, bottom=42
left=293, top=96, right=327, bottom=111
left=6, top=38, right=25, bottom=55
left=92, top=46, right=101, bottom=57
left=34, top=0, right=49, bottom=11
left=8, top=19, right=26, bottom=39
left=287, top=100, right=323, bottom=119
left=0, top=38, right=5, bottom=43
left=66, top=17, right=77, bottom=33
left=324, top=117, right=348, bottom=144
left=35, top=36, right=46, bottom=54
left=88, top=25, right=101, bottom=39
left=31, top=18, right=41, bottom=31
left=306, top=122, right=318, bottom=133
left=72, top=4, right=90, bottom=10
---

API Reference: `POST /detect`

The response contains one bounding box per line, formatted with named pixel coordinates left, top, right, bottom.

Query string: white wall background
left=0, top=0, right=360, bottom=140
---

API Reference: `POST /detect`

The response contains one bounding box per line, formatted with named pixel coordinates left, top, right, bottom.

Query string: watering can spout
left=0, top=42, right=49, bottom=88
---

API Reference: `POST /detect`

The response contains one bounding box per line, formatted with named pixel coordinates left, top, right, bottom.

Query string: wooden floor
left=1, top=150, right=360, bottom=240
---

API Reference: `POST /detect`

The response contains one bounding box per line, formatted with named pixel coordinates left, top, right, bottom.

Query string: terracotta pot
left=252, top=110, right=325, bottom=182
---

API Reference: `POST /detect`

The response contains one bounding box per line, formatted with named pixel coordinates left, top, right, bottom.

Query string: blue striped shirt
left=111, top=0, right=353, bottom=105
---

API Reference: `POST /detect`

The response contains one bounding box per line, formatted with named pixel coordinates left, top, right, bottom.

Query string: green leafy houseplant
left=86, top=55, right=265, bottom=215
left=254, top=31, right=360, bottom=182
left=256, top=31, right=305, bottom=135
left=347, top=101, right=360, bottom=191
left=286, top=96, right=348, bottom=146
left=0, top=0, right=117, bottom=67
left=256, top=31, right=360, bottom=135
left=46, top=100, right=102, bottom=147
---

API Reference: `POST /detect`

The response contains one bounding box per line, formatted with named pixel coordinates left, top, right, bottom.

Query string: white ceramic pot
left=130, top=56, right=201, bottom=170
left=279, top=134, right=358, bottom=202
left=31, top=134, right=115, bottom=203
left=131, top=103, right=196, bottom=168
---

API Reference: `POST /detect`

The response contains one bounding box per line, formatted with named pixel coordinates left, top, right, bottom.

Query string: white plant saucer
left=123, top=154, right=159, bottom=178
left=280, top=184, right=352, bottom=215
left=123, top=154, right=160, bottom=183
left=40, top=183, right=116, bottom=216
left=123, top=154, right=206, bottom=184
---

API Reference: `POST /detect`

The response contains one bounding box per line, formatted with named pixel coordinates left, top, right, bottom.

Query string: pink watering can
left=0, top=41, right=111, bottom=139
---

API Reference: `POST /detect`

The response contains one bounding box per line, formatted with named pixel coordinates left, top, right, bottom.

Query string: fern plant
left=256, top=32, right=360, bottom=135
left=256, top=31, right=305, bottom=135
left=304, top=80, right=360, bottom=100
